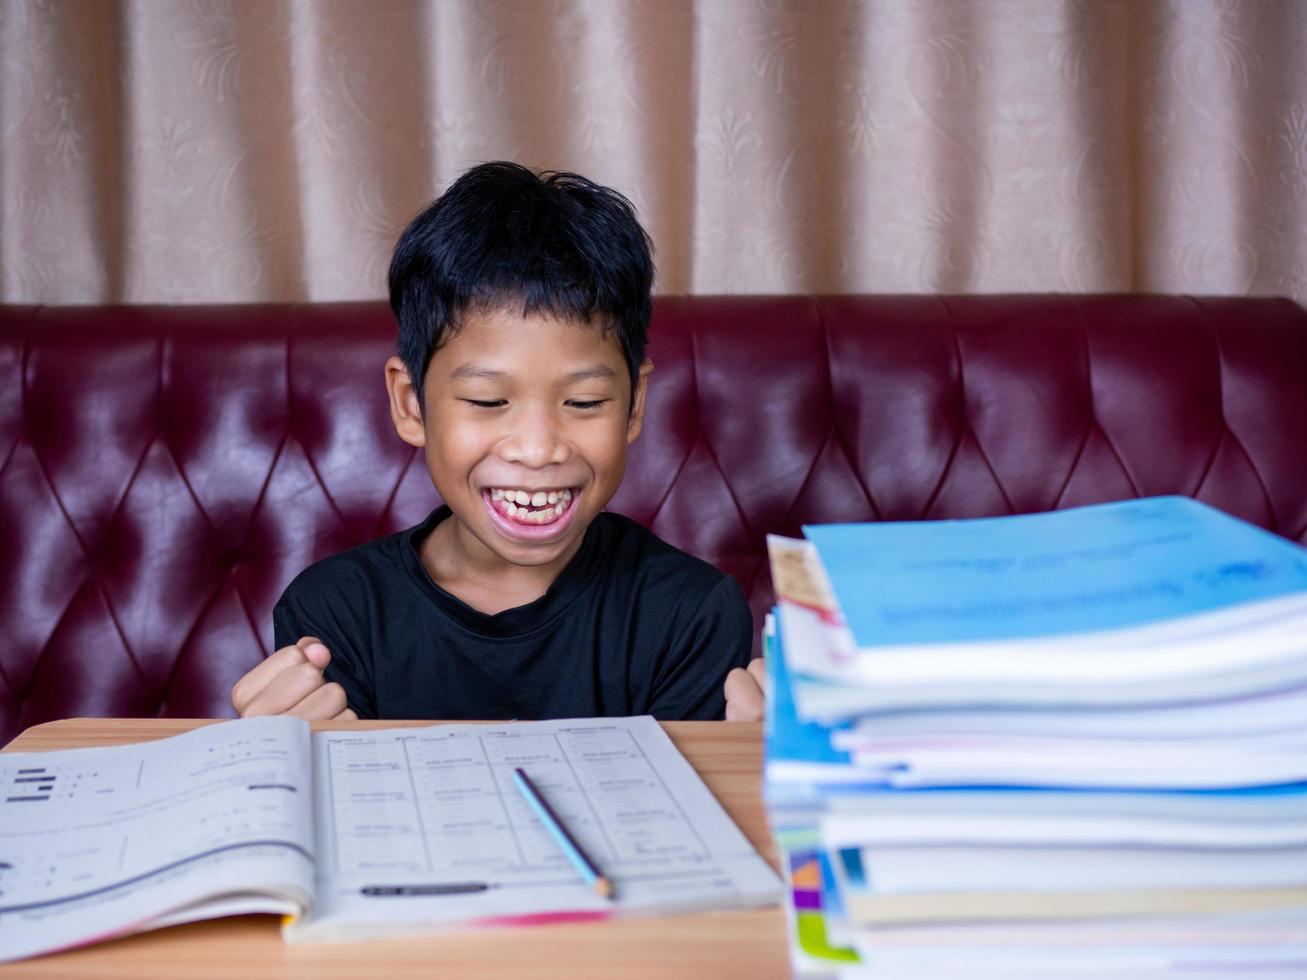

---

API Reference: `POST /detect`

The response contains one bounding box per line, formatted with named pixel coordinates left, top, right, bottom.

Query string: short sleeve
left=272, top=576, right=379, bottom=719
left=646, top=575, right=754, bottom=721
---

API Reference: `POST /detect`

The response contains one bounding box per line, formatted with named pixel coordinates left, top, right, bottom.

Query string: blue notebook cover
left=764, top=608, right=854, bottom=771
left=803, top=496, right=1307, bottom=648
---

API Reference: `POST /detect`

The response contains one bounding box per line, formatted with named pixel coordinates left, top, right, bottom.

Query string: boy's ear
left=626, top=359, right=654, bottom=445
left=385, top=356, right=426, bottom=448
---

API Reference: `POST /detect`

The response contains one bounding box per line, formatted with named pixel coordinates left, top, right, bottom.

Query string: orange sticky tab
left=791, top=859, right=822, bottom=890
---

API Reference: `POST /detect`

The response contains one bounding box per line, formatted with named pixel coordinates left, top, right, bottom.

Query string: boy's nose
left=499, top=408, right=570, bottom=468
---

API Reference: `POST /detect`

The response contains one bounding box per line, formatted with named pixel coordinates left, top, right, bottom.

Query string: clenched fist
left=230, top=636, right=357, bottom=721
left=723, top=657, right=767, bottom=722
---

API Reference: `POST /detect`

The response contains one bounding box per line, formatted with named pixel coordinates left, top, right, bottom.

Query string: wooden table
left=2, top=719, right=789, bottom=979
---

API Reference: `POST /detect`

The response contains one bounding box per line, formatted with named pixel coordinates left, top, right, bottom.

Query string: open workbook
left=0, top=716, right=781, bottom=962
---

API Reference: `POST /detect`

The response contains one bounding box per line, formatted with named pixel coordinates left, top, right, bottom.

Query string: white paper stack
left=763, top=497, right=1307, bottom=978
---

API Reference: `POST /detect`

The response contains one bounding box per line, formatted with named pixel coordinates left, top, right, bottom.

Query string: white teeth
left=502, top=499, right=554, bottom=524
left=491, top=487, right=573, bottom=521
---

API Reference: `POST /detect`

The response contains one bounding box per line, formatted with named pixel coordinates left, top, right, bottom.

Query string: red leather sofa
left=3, top=295, right=1306, bottom=743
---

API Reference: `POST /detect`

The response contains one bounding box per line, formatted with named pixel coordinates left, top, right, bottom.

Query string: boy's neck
left=419, top=513, right=584, bottom=616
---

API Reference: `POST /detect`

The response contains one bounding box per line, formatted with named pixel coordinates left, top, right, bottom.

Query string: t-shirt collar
left=400, top=505, right=612, bottom=638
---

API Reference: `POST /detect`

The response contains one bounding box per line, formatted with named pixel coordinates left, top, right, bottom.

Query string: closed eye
left=462, top=399, right=506, bottom=409
left=566, top=399, right=609, bottom=410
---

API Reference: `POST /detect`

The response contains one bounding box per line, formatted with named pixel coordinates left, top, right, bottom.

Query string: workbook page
left=0, top=716, right=316, bottom=962
left=291, top=716, right=780, bottom=942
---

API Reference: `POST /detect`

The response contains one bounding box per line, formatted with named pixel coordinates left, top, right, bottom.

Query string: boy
left=230, top=162, right=767, bottom=723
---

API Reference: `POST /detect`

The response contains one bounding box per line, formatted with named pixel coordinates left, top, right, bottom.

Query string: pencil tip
left=593, top=877, right=614, bottom=900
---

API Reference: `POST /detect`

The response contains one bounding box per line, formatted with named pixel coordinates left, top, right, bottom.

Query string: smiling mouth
left=485, top=487, right=577, bottom=526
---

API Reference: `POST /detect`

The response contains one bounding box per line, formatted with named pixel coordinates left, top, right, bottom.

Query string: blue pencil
left=512, top=767, right=614, bottom=900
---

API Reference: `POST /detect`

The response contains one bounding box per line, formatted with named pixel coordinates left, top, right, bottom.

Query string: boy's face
left=387, top=306, right=651, bottom=573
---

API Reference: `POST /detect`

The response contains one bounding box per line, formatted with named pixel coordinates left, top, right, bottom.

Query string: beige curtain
left=1, top=0, right=1304, bottom=305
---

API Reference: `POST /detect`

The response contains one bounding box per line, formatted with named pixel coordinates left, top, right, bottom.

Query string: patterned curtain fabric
left=1, top=0, right=1303, bottom=304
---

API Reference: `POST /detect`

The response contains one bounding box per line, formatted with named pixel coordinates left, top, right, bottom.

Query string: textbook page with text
left=0, top=716, right=780, bottom=962
left=291, top=716, right=781, bottom=942
left=0, top=716, right=314, bottom=963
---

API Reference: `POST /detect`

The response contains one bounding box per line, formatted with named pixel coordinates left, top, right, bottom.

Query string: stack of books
left=763, top=496, right=1307, bottom=978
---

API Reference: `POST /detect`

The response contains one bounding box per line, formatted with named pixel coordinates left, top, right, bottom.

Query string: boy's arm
left=646, top=576, right=754, bottom=721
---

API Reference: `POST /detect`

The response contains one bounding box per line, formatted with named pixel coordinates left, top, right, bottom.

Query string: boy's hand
left=723, top=658, right=767, bottom=722
left=230, top=636, right=358, bottom=721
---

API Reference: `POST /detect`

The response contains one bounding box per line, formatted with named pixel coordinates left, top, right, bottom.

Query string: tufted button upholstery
left=3, top=295, right=1306, bottom=741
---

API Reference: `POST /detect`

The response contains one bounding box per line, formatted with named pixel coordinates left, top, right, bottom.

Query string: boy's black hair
left=388, top=161, right=654, bottom=411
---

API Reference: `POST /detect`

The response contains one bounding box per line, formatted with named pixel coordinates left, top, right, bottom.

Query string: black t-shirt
left=272, top=507, right=753, bottom=721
